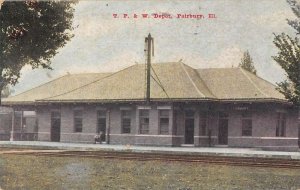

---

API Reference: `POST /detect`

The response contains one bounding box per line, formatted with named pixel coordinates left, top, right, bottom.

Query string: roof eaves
left=34, top=97, right=288, bottom=104
left=35, top=97, right=217, bottom=103
left=218, top=98, right=290, bottom=104
left=2, top=101, right=36, bottom=106
left=3, top=97, right=290, bottom=106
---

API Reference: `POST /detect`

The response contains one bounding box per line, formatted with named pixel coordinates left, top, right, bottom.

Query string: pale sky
left=13, top=0, right=296, bottom=94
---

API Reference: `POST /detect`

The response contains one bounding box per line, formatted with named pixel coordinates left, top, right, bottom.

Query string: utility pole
left=145, top=33, right=154, bottom=104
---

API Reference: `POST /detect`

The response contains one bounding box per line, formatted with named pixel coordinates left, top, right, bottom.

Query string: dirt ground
left=0, top=154, right=300, bottom=190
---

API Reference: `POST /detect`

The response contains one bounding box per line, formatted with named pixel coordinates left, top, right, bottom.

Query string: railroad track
left=5, top=150, right=300, bottom=169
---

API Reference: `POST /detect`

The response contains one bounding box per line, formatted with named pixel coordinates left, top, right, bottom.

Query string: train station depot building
left=3, top=62, right=299, bottom=150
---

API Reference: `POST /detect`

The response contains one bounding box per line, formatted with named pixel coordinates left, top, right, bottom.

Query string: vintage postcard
left=0, top=0, right=300, bottom=189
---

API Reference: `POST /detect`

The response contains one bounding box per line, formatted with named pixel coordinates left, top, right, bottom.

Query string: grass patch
left=0, top=154, right=300, bottom=189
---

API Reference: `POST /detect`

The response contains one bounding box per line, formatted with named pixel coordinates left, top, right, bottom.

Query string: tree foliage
left=0, top=1, right=76, bottom=104
left=273, top=0, right=300, bottom=106
left=239, top=50, right=257, bottom=75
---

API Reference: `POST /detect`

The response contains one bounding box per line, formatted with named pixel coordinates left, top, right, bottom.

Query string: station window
left=242, top=112, right=252, bottom=136
left=121, top=110, right=131, bottom=134
left=159, top=110, right=169, bottom=135
left=199, top=112, right=208, bottom=136
left=276, top=113, right=286, bottom=137
left=74, top=110, right=83, bottom=133
left=139, top=110, right=149, bottom=134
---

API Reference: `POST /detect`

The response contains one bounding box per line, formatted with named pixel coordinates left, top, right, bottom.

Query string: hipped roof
left=3, top=62, right=286, bottom=105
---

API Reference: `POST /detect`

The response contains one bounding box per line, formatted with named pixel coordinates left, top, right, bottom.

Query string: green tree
left=239, top=50, right=257, bottom=75
left=0, top=0, right=76, bottom=104
left=273, top=0, right=300, bottom=107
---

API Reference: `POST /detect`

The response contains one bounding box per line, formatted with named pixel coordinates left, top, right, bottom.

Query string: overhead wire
left=150, top=65, right=170, bottom=98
